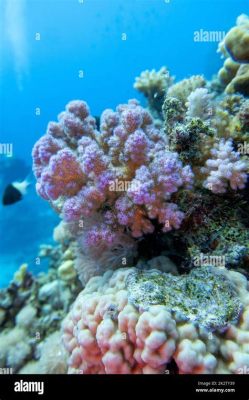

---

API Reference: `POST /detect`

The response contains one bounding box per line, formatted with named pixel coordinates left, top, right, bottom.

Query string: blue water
left=0, top=0, right=248, bottom=287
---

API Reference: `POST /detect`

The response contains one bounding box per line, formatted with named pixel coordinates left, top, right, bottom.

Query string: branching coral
left=32, top=99, right=193, bottom=278
left=201, top=139, right=248, bottom=194
left=167, top=75, right=206, bottom=110
left=186, top=88, right=213, bottom=121
left=62, top=265, right=249, bottom=374
left=134, top=67, right=173, bottom=117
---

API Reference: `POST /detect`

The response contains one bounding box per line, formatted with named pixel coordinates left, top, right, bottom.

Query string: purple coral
left=36, top=149, right=85, bottom=201
left=32, top=134, right=63, bottom=178
left=125, top=152, right=194, bottom=233
left=201, top=139, right=248, bottom=193
left=123, top=129, right=150, bottom=164
left=32, top=99, right=194, bottom=274
left=80, top=142, right=107, bottom=176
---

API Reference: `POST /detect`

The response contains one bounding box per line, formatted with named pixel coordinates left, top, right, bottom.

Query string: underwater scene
left=1, top=0, right=249, bottom=377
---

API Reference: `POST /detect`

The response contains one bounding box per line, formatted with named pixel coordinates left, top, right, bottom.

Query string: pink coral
left=32, top=99, right=193, bottom=277
left=37, top=149, right=85, bottom=201
left=62, top=268, right=179, bottom=374
left=201, top=139, right=248, bottom=194
left=62, top=266, right=249, bottom=374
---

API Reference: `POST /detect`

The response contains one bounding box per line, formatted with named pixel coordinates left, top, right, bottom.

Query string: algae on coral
left=126, top=266, right=242, bottom=331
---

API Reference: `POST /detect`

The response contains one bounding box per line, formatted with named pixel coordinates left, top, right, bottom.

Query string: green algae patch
left=126, top=266, right=242, bottom=331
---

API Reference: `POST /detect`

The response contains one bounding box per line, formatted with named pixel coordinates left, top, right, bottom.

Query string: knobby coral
left=217, top=14, right=249, bottom=95
left=222, top=14, right=249, bottom=63
left=62, top=265, right=249, bottom=374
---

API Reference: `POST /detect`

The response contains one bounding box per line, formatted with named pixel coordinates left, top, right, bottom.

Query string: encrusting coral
left=176, top=191, right=249, bottom=271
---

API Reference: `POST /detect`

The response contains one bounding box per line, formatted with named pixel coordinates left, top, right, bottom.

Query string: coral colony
left=1, top=14, right=249, bottom=375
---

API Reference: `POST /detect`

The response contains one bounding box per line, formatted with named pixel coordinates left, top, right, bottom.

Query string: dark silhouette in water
left=2, top=184, right=23, bottom=205
left=2, top=176, right=31, bottom=206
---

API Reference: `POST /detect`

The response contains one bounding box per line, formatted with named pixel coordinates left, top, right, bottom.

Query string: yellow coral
left=134, top=67, right=172, bottom=97
left=13, top=264, right=28, bottom=285
left=226, top=64, right=249, bottom=96
left=167, top=75, right=206, bottom=107
left=224, top=14, right=249, bottom=63
left=58, top=260, right=77, bottom=282
left=218, top=57, right=239, bottom=86
left=217, top=15, right=249, bottom=95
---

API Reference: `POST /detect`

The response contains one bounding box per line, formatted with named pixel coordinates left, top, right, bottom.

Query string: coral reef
left=2, top=12, right=247, bottom=377
left=62, top=265, right=249, bottom=374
